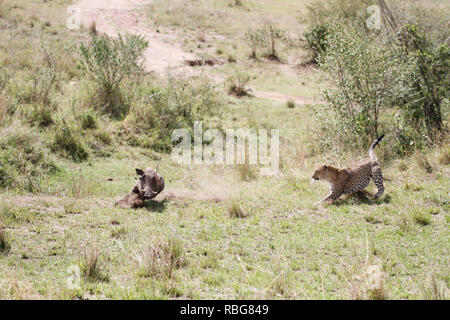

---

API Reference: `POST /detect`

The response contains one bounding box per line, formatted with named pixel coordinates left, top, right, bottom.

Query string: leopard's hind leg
left=371, top=165, right=384, bottom=199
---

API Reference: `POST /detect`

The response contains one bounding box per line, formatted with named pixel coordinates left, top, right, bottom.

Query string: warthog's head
left=133, top=168, right=165, bottom=200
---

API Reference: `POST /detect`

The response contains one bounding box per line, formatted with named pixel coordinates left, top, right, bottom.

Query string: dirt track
left=253, top=91, right=324, bottom=105
left=77, top=0, right=196, bottom=74
left=77, top=0, right=322, bottom=104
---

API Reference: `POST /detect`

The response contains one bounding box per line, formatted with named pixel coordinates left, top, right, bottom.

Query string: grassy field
left=0, top=0, right=448, bottom=300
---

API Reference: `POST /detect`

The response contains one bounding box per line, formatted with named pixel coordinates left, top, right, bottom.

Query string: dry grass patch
left=437, top=145, right=450, bottom=165
left=0, top=94, right=8, bottom=125
left=89, top=21, right=97, bottom=35
left=81, top=244, right=108, bottom=282
left=228, top=199, right=247, bottom=218
left=237, top=161, right=258, bottom=181
left=411, top=209, right=432, bottom=226
left=111, top=226, right=127, bottom=239
left=138, top=237, right=186, bottom=279
left=227, top=72, right=251, bottom=97
left=421, top=272, right=447, bottom=300
left=349, top=264, right=387, bottom=300
left=415, top=152, right=433, bottom=173
left=286, top=100, right=295, bottom=108
left=0, top=228, right=10, bottom=254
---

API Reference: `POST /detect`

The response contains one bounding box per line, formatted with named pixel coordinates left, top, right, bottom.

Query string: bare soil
left=77, top=0, right=196, bottom=74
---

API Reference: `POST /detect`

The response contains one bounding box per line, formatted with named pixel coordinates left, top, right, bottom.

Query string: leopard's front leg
left=316, top=189, right=343, bottom=205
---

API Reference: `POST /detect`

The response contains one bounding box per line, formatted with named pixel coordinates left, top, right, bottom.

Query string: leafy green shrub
left=245, top=28, right=267, bottom=59
left=77, top=34, right=148, bottom=118
left=127, top=78, right=221, bottom=152
left=52, top=120, right=88, bottom=162
left=395, top=24, right=449, bottom=137
left=303, top=0, right=372, bottom=32
left=0, top=122, right=56, bottom=192
left=318, top=26, right=407, bottom=148
left=227, top=71, right=251, bottom=97
left=306, top=0, right=449, bottom=155
left=263, top=22, right=285, bottom=60
left=79, top=112, right=97, bottom=130
left=303, top=24, right=330, bottom=64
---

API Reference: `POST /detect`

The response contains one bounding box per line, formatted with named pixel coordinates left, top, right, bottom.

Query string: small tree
left=244, top=28, right=267, bottom=59
left=77, top=34, right=148, bottom=118
left=264, top=22, right=285, bottom=60
left=396, top=24, right=449, bottom=136
left=303, top=24, right=330, bottom=64
left=319, top=26, right=407, bottom=142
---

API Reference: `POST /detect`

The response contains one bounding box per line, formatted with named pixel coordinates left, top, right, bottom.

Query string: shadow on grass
left=144, top=199, right=167, bottom=212
left=334, top=192, right=390, bottom=206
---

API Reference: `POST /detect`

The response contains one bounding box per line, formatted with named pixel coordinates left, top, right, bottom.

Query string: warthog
left=115, top=168, right=165, bottom=209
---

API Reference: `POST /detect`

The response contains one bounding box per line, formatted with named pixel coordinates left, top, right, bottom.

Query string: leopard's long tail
left=369, top=134, right=385, bottom=160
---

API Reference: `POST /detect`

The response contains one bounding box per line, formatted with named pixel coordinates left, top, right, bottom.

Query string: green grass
left=0, top=0, right=448, bottom=300
left=0, top=148, right=448, bottom=299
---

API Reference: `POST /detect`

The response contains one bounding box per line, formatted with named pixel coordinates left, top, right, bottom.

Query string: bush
left=77, top=34, right=148, bottom=118
left=303, top=0, right=372, bottom=32
left=79, top=112, right=97, bottom=130
left=263, top=22, right=285, bottom=60
left=303, top=24, right=330, bottom=64
left=227, top=71, right=251, bottom=97
left=318, top=26, right=407, bottom=148
left=52, top=120, right=88, bottom=162
left=395, top=24, right=449, bottom=137
left=306, top=0, right=449, bottom=155
left=127, top=78, right=221, bottom=152
left=0, top=122, right=56, bottom=192
left=244, top=28, right=267, bottom=59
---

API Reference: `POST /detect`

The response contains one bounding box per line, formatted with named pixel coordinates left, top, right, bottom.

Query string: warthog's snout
left=134, top=168, right=165, bottom=201
left=142, top=188, right=158, bottom=200
left=115, top=167, right=165, bottom=209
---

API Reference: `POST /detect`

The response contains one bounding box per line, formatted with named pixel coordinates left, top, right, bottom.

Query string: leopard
left=312, top=135, right=385, bottom=204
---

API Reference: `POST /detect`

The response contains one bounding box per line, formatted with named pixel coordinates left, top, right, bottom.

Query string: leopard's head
left=312, top=164, right=337, bottom=181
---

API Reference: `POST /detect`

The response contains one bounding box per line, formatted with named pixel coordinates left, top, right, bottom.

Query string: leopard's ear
left=323, top=165, right=328, bottom=169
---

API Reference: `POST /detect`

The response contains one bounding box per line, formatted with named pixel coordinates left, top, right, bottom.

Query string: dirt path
left=76, top=0, right=322, bottom=104
left=77, top=0, right=196, bottom=74
left=253, top=90, right=324, bottom=105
